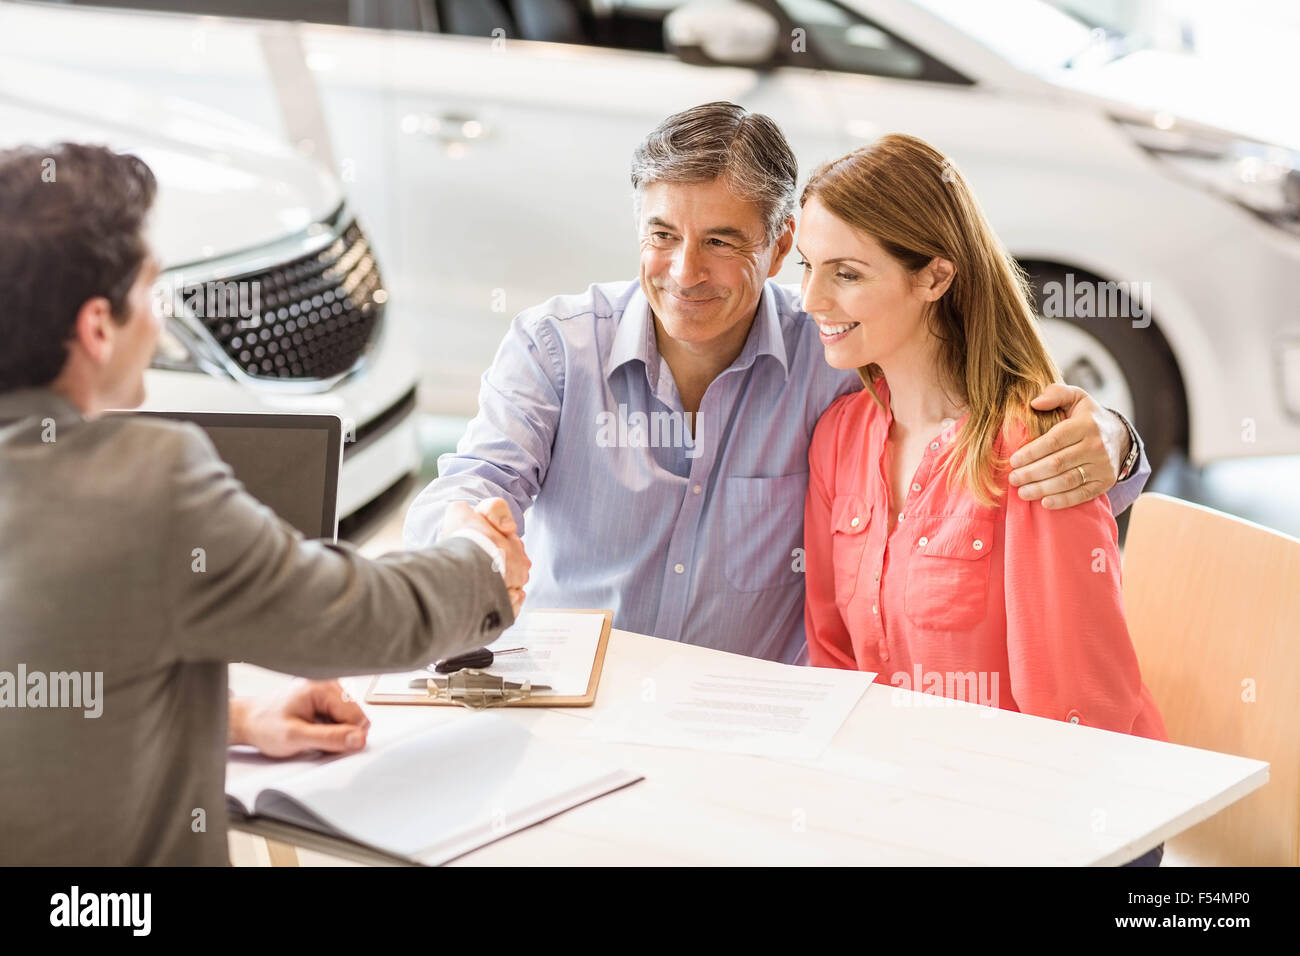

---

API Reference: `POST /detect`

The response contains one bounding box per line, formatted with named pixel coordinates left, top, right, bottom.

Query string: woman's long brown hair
left=801, top=134, right=1062, bottom=506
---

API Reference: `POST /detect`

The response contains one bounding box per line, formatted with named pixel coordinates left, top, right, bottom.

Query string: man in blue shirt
left=404, top=102, right=1149, bottom=665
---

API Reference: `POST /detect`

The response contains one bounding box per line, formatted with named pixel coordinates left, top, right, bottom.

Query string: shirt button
left=871, top=603, right=878, bottom=614
left=911, top=483, right=921, bottom=493
left=1067, top=709, right=1082, bottom=724
left=973, top=539, right=984, bottom=551
left=930, top=441, right=939, bottom=450
left=918, top=536, right=929, bottom=548
left=1069, top=716, right=1080, bottom=724
left=673, top=563, right=684, bottom=574
left=692, top=484, right=702, bottom=494
left=874, top=571, right=880, bottom=581
left=850, top=516, right=860, bottom=528
left=898, top=513, right=905, bottom=522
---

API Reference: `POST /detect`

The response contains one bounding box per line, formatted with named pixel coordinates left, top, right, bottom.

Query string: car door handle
left=401, top=111, right=490, bottom=144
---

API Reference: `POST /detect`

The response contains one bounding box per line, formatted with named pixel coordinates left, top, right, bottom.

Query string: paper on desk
left=369, top=610, right=604, bottom=697
left=584, top=654, right=874, bottom=759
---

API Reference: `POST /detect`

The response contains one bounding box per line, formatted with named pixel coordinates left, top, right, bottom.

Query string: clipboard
left=364, top=609, right=613, bottom=708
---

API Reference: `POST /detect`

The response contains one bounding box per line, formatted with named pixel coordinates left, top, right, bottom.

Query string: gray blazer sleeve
left=163, top=424, right=514, bottom=676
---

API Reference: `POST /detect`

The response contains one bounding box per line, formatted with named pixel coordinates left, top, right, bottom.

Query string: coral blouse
left=804, top=378, right=1168, bottom=741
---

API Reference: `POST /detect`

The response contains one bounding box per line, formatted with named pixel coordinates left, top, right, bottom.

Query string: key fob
left=434, top=647, right=494, bottom=674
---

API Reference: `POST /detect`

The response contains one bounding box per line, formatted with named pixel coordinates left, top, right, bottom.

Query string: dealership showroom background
left=6, top=0, right=1297, bottom=546
left=1, top=0, right=1297, bottom=883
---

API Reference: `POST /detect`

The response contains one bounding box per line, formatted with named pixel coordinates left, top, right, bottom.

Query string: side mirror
left=664, top=0, right=781, bottom=69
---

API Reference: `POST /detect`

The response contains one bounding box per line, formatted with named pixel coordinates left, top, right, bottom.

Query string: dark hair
left=630, top=101, right=798, bottom=245
left=0, top=142, right=157, bottom=391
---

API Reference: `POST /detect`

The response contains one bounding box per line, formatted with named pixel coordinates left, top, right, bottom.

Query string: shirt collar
left=0, top=386, right=87, bottom=427
left=607, top=283, right=658, bottom=381
left=607, top=280, right=790, bottom=383
left=735, top=281, right=790, bottom=379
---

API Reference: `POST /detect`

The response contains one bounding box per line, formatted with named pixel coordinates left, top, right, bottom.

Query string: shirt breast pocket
left=904, top=515, right=996, bottom=631
left=829, top=494, right=872, bottom=606
left=723, top=474, right=807, bottom=593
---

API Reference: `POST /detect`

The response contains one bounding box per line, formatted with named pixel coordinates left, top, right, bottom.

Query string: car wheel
left=1024, top=265, right=1189, bottom=482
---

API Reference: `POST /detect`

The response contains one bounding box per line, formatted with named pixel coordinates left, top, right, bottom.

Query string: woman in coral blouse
left=800, top=135, right=1168, bottom=755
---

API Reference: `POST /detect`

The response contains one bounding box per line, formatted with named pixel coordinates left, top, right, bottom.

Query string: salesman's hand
left=441, top=497, right=530, bottom=613
left=1008, top=384, right=1132, bottom=509
left=228, top=679, right=369, bottom=758
left=472, top=498, right=529, bottom=615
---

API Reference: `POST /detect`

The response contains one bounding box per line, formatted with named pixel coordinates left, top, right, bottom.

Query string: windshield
left=907, top=0, right=1139, bottom=74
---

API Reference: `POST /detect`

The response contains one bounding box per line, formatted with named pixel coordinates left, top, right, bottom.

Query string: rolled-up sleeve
left=1003, top=487, right=1149, bottom=734
left=403, top=311, right=564, bottom=548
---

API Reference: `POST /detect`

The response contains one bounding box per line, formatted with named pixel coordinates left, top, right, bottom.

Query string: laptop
left=132, top=411, right=343, bottom=541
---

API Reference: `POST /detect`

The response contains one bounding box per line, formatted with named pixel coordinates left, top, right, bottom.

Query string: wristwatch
left=1110, top=408, right=1141, bottom=481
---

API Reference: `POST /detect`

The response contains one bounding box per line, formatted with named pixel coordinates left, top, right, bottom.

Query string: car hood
left=0, top=57, right=343, bottom=268
left=1049, top=49, right=1300, bottom=150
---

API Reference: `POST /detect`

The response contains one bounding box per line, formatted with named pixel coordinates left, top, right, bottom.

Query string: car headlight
left=149, top=277, right=221, bottom=374
left=149, top=320, right=207, bottom=372
left=1115, top=115, right=1300, bottom=235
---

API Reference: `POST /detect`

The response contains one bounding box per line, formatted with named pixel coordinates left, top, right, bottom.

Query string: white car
left=5, top=0, right=1297, bottom=477
left=0, top=57, right=422, bottom=540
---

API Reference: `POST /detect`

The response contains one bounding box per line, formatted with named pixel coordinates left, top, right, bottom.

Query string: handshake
left=441, top=498, right=531, bottom=616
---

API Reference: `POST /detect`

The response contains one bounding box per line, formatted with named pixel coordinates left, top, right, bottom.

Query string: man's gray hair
left=630, top=101, right=798, bottom=246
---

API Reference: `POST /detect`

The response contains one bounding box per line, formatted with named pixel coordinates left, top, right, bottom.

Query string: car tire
left=1023, top=264, right=1189, bottom=483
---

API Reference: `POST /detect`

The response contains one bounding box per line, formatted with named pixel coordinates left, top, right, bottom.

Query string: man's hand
left=1008, top=384, right=1132, bottom=509
left=228, top=679, right=369, bottom=758
left=442, top=497, right=530, bottom=614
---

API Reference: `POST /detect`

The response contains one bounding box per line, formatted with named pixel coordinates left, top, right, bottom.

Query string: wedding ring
left=1075, top=465, right=1087, bottom=487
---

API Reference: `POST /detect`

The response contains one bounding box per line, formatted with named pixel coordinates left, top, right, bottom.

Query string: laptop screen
left=132, top=412, right=342, bottom=540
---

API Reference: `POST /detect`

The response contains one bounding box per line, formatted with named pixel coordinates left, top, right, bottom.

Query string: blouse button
left=929, top=441, right=939, bottom=450
left=918, top=536, right=929, bottom=548
left=871, top=603, right=878, bottom=615
left=972, top=539, right=984, bottom=551
left=850, top=516, right=860, bottom=528
left=1067, top=709, right=1082, bottom=724
left=673, top=563, right=684, bottom=574
left=1069, top=715, right=1080, bottom=724
left=911, top=482, right=921, bottom=492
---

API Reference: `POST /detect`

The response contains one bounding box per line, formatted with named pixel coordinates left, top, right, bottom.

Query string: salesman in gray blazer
left=0, top=143, right=530, bottom=865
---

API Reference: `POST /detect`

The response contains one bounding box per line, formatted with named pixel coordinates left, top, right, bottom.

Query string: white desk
left=228, top=628, right=1268, bottom=866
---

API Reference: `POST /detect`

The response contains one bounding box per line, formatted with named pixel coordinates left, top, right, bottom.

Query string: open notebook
left=226, top=713, right=642, bottom=864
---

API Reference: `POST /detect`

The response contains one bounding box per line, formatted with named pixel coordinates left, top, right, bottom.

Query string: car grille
left=185, top=221, right=386, bottom=381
